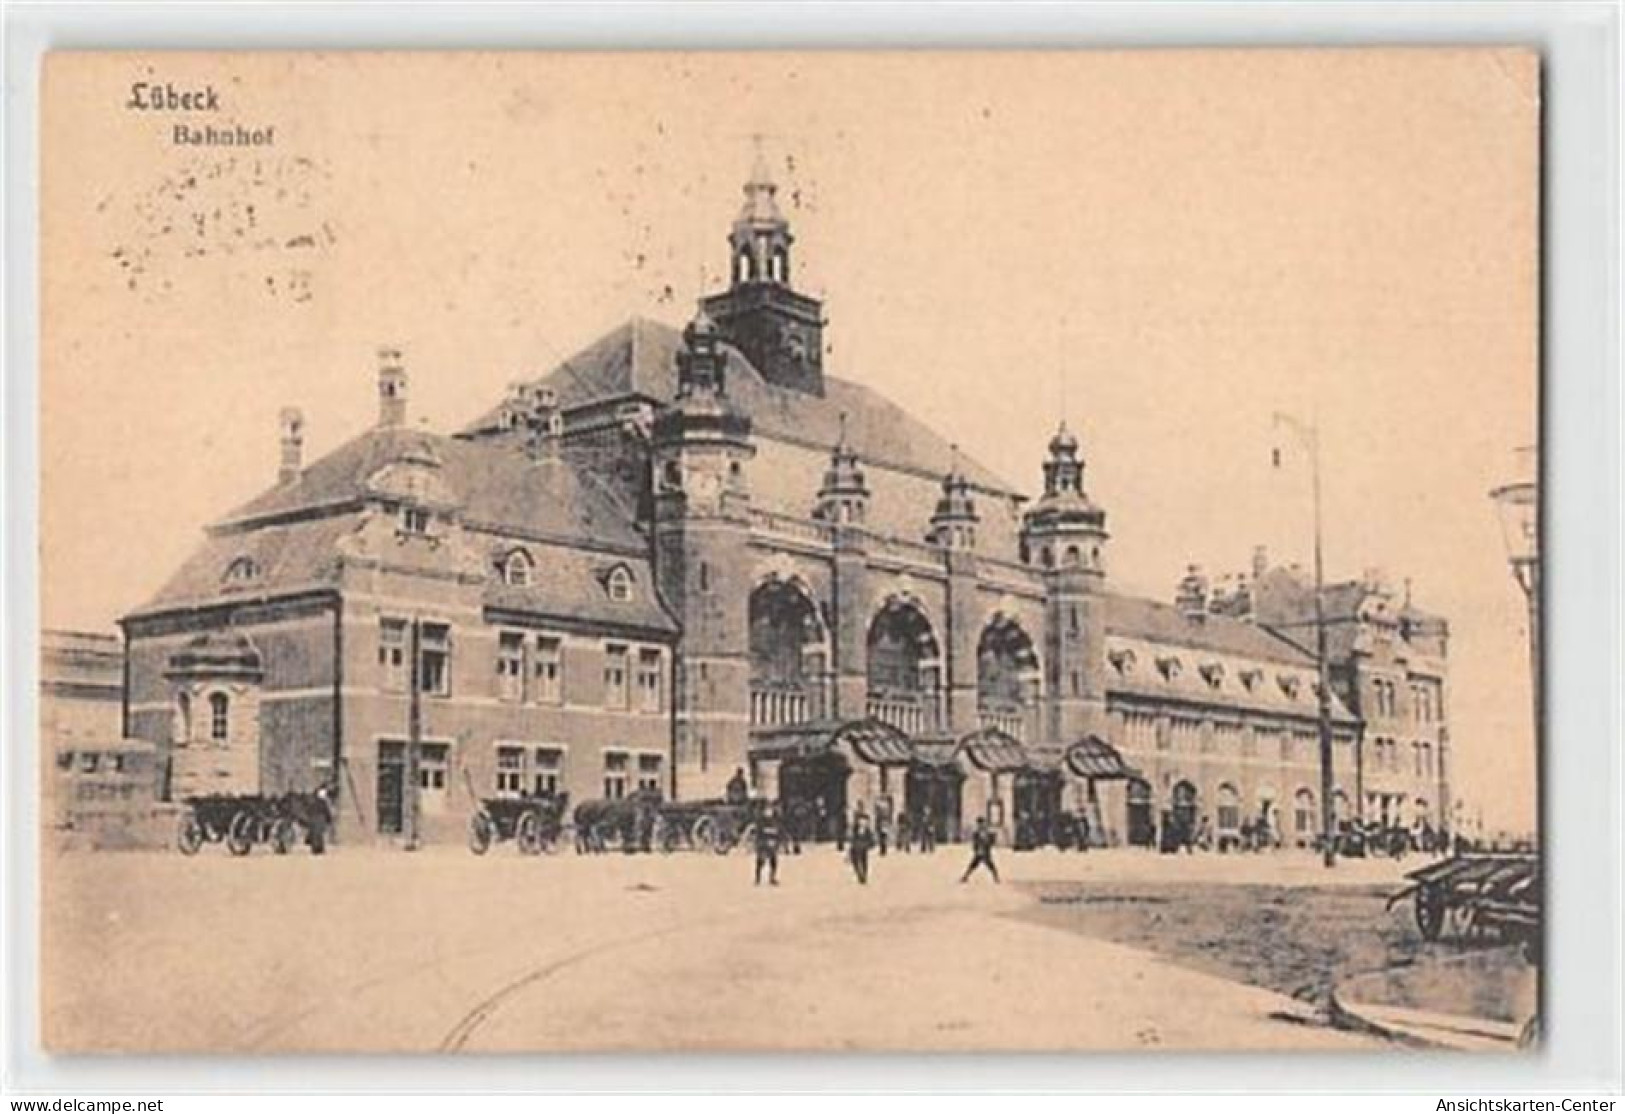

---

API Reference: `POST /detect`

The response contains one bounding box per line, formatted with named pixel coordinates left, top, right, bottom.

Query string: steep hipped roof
left=1104, top=593, right=1314, bottom=666
left=461, top=317, right=1019, bottom=498
left=129, top=424, right=669, bottom=628
left=220, top=426, right=645, bottom=550
left=1103, top=592, right=1359, bottom=724
left=484, top=544, right=676, bottom=635
left=133, top=510, right=364, bottom=616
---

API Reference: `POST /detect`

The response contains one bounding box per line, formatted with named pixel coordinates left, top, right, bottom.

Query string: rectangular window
left=533, top=747, right=564, bottom=796
left=636, top=648, right=663, bottom=713
left=497, top=631, right=525, bottom=702
left=604, top=644, right=629, bottom=710
left=603, top=751, right=630, bottom=800
left=378, top=618, right=408, bottom=691
left=533, top=636, right=563, bottom=704
left=401, top=507, right=431, bottom=535
left=419, top=622, right=452, bottom=696
left=495, top=745, right=525, bottom=796
left=417, top=743, right=450, bottom=815
left=636, top=752, right=664, bottom=795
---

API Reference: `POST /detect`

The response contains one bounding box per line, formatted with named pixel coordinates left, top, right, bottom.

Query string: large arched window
left=748, top=578, right=827, bottom=726
left=866, top=598, right=942, bottom=734
left=1215, top=783, right=1241, bottom=834
left=208, top=692, right=230, bottom=742
left=976, top=616, right=1039, bottom=739
left=867, top=599, right=940, bottom=695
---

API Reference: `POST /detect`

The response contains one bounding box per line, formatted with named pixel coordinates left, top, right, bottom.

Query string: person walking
left=848, top=811, right=875, bottom=884
left=875, top=803, right=891, bottom=858
left=754, top=803, right=782, bottom=886
left=918, top=804, right=937, bottom=854
left=960, top=817, right=1000, bottom=883
left=896, top=809, right=913, bottom=854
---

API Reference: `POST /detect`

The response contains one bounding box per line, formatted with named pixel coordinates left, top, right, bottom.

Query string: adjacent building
left=119, top=158, right=1450, bottom=847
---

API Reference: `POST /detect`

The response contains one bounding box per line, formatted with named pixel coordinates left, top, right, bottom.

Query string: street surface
left=42, top=843, right=1410, bottom=1053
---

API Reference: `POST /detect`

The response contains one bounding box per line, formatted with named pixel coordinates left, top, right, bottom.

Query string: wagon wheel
left=226, top=810, right=257, bottom=856
left=468, top=812, right=494, bottom=855
left=658, top=817, right=685, bottom=854
left=271, top=818, right=298, bottom=855
left=516, top=812, right=544, bottom=855
left=1414, top=883, right=1446, bottom=941
left=691, top=815, right=717, bottom=853
left=176, top=811, right=204, bottom=856
left=538, top=824, right=562, bottom=854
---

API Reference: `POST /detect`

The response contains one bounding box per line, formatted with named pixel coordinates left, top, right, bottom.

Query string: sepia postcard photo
left=38, top=48, right=1540, bottom=1054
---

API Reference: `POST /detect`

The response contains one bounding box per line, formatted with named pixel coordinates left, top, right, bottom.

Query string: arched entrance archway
left=866, top=597, right=942, bottom=735
left=749, top=576, right=829, bottom=727
left=1168, top=779, right=1200, bottom=850
left=976, top=615, right=1040, bottom=741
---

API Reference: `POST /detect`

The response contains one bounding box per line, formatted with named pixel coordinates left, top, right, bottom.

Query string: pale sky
left=42, top=49, right=1539, bottom=830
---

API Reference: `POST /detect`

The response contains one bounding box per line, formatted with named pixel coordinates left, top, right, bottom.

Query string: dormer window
left=401, top=507, right=431, bottom=536
left=606, top=566, right=634, bottom=603
left=1278, top=674, right=1302, bottom=699
left=501, top=549, right=534, bottom=587
left=222, top=556, right=259, bottom=584
left=1155, top=655, right=1182, bottom=681
left=1108, top=649, right=1137, bottom=675
left=1199, top=662, right=1225, bottom=690
left=1239, top=668, right=1263, bottom=692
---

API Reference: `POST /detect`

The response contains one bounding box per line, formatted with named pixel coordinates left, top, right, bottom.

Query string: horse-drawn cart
left=468, top=793, right=569, bottom=855
left=1386, top=852, right=1542, bottom=961
left=176, top=791, right=333, bottom=856
left=652, top=797, right=767, bottom=854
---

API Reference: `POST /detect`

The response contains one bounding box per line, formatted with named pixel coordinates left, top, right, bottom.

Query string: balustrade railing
left=978, top=704, right=1028, bottom=742
left=866, top=691, right=940, bottom=736
left=750, top=685, right=813, bottom=727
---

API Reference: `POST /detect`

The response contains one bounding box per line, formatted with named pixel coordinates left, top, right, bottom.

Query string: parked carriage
left=176, top=791, right=333, bottom=856
left=467, top=792, right=569, bottom=855
left=1386, top=852, right=1542, bottom=961
left=652, top=797, right=769, bottom=854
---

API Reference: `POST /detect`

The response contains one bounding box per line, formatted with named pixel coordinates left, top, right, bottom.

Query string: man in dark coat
left=754, top=804, right=782, bottom=886
left=848, top=811, right=876, bottom=884
left=961, top=817, right=1000, bottom=883
left=726, top=767, right=749, bottom=804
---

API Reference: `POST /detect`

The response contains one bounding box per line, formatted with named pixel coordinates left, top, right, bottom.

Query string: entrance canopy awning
left=750, top=718, right=913, bottom=767
left=1064, top=735, right=1141, bottom=781
left=958, top=727, right=1030, bottom=773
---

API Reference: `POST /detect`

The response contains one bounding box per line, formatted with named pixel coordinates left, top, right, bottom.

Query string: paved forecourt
left=42, top=845, right=1398, bottom=1053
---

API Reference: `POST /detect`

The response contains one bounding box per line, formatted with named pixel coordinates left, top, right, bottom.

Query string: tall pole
left=1309, top=423, right=1336, bottom=869
left=1275, top=410, right=1337, bottom=869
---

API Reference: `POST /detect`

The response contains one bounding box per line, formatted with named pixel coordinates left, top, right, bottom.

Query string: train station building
left=119, top=157, right=1453, bottom=848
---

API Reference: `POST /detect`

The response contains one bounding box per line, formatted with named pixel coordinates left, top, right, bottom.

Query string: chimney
left=377, top=347, right=407, bottom=428
left=1175, top=564, right=1209, bottom=621
left=1251, top=545, right=1269, bottom=581
left=278, top=407, right=305, bottom=484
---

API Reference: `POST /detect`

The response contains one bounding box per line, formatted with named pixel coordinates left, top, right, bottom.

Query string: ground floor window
left=1293, top=789, right=1316, bottom=839
left=496, top=745, right=524, bottom=796
left=603, top=751, right=629, bottom=799
left=533, top=747, right=564, bottom=796
left=636, top=752, right=664, bottom=795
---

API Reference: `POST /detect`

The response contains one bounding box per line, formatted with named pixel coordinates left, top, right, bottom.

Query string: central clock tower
left=700, top=148, right=826, bottom=396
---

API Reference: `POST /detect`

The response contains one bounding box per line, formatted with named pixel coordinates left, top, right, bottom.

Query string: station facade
left=120, top=159, right=1452, bottom=847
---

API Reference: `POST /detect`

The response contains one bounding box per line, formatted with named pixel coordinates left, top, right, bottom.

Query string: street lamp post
left=1489, top=445, right=1540, bottom=1035
left=1273, top=411, right=1338, bottom=869
left=1489, top=446, right=1540, bottom=757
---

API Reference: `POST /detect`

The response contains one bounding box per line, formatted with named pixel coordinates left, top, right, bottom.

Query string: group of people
left=750, top=799, right=1001, bottom=888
